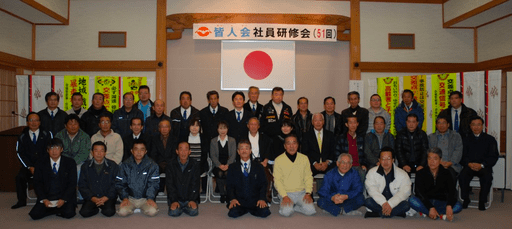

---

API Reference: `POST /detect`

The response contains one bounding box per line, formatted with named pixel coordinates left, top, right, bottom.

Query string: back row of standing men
left=12, top=85, right=498, bottom=219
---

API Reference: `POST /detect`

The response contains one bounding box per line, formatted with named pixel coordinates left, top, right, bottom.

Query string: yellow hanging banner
left=95, top=76, right=121, bottom=112
left=377, top=77, right=400, bottom=135
left=431, top=73, right=457, bottom=131
left=63, top=76, right=89, bottom=111
left=403, top=75, right=427, bottom=131
left=122, top=77, right=147, bottom=103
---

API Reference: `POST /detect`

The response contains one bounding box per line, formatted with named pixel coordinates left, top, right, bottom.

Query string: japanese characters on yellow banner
left=377, top=77, right=400, bottom=135
left=122, top=77, right=147, bottom=103
left=63, top=76, right=89, bottom=111
left=95, top=76, right=121, bottom=112
left=403, top=75, right=427, bottom=131
left=431, top=73, right=457, bottom=131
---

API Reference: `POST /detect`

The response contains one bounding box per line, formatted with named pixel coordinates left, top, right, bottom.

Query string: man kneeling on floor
left=166, top=142, right=200, bottom=217
left=364, top=147, right=411, bottom=218
left=226, top=139, right=271, bottom=218
left=317, top=153, right=364, bottom=216
left=78, top=141, right=119, bottom=217
left=116, top=139, right=160, bottom=217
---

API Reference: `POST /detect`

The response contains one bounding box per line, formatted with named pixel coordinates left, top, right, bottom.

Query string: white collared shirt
left=50, top=156, right=61, bottom=172
left=180, top=106, right=191, bottom=118
left=29, top=129, right=40, bottom=141
left=234, top=108, right=244, bottom=120
left=133, top=133, right=141, bottom=139
left=451, top=106, right=462, bottom=126
left=241, top=159, right=251, bottom=173
left=47, top=107, right=57, bottom=116
left=218, top=136, right=228, bottom=147
left=249, top=101, right=258, bottom=110
left=210, top=105, right=218, bottom=115
left=272, top=102, right=282, bottom=119
left=248, top=132, right=260, bottom=158
left=188, top=133, right=201, bottom=143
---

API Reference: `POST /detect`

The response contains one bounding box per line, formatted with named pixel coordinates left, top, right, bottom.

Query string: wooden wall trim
left=473, top=28, right=478, bottom=63
left=0, top=51, right=34, bottom=69
left=156, top=0, right=167, bottom=102
left=443, top=0, right=508, bottom=28
left=33, top=61, right=161, bottom=71
left=350, top=0, right=361, bottom=80
left=359, top=62, right=476, bottom=73
left=166, top=13, right=351, bottom=41
left=21, top=0, right=68, bottom=25
left=476, top=13, right=512, bottom=29
left=477, top=55, right=512, bottom=71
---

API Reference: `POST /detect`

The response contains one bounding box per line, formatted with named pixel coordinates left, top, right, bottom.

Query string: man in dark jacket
left=244, top=86, right=264, bottom=119
left=134, top=85, right=154, bottom=122
left=122, top=117, right=150, bottom=162
left=12, top=113, right=52, bottom=209
left=322, top=96, right=343, bottom=137
left=341, top=91, right=369, bottom=137
left=170, top=91, right=200, bottom=142
left=166, top=142, right=200, bottom=217
left=81, top=93, right=112, bottom=136
left=78, top=141, right=119, bottom=217
left=302, top=113, right=336, bottom=176
left=29, top=139, right=77, bottom=220
left=437, top=91, right=478, bottom=139
left=291, top=97, right=312, bottom=142
left=226, top=139, right=271, bottom=218
left=144, top=99, right=171, bottom=137
left=459, top=116, right=499, bottom=210
left=116, top=139, right=160, bottom=217
left=112, top=92, right=144, bottom=138
left=200, top=90, right=229, bottom=141
left=260, top=87, right=293, bottom=139
left=38, top=92, right=67, bottom=135
left=395, top=113, right=429, bottom=173
left=394, top=89, right=424, bottom=133
left=226, top=91, right=254, bottom=143
left=335, top=115, right=367, bottom=182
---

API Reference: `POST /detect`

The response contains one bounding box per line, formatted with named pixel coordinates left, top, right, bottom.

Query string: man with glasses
left=12, top=112, right=53, bottom=209
left=91, top=113, right=124, bottom=164
left=82, top=93, right=112, bottom=137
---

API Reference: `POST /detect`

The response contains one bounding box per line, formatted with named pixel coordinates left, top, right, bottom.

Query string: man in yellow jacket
left=274, top=134, right=316, bottom=217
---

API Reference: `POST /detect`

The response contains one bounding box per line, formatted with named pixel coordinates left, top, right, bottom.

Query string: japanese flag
left=221, top=41, right=295, bottom=91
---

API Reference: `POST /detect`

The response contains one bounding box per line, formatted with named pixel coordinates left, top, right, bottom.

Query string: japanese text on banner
left=63, top=76, right=89, bottom=111
left=95, top=76, right=120, bottom=112
left=431, top=73, right=457, bottom=131
left=377, top=77, right=400, bottom=135
left=403, top=75, right=427, bottom=131
left=122, top=77, right=147, bottom=103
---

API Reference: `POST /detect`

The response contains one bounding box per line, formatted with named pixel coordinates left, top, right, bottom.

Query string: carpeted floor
left=1, top=190, right=511, bottom=229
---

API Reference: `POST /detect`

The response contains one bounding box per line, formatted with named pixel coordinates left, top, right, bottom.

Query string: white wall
left=361, top=2, right=474, bottom=63
left=444, top=0, right=492, bottom=22
left=35, top=0, right=69, bottom=19
left=478, top=17, right=512, bottom=61
left=167, top=30, right=350, bottom=114
left=167, top=0, right=350, bottom=15
left=36, top=0, right=156, bottom=61
left=0, top=11, right=32, bottom=59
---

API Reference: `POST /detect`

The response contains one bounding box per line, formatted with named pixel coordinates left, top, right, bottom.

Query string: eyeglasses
left=370, top=99, right=381, bottom=102
left=28, top=119, right=40, bottom=122
left=100, top=121, right=111, bottom=124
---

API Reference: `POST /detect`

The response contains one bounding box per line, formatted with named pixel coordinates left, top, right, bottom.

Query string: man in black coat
left=170, top=91, right=200, bottom=142
left=78, top=141, right=119, bottom=217
left=226, top=91, right=254, bottom=143
left=166, top=142, right=200, bottom=217
left=291, top=97, right=313, bottom=142
left=12, top=113, right=52, bottom=209
left=301, top=113, right=336, bottom=176
left=341, top=91, right=369, bottom=137
left=199, top=90, right=229, bottom=141
left=260, top=87, right=293, bottom=139
left=226, top=139, right=271, bottom=218
left=395, top=113, right=429, bottom=174
left=38, top=92, right=67, bottom=135
left=437, top=91, right=478, bottom=139
left=122, top=117, right=150, bottom=162
left=29, top=138, right=77, bottom=220
left=150, top=119, right=177, bottom=193
left=459, top=116, right=499, bottom=210
left=144, top=99, right=171, bottom=137
left=81, top=93, right=112, bottom=137
left=112, top=92, right=144, bottom=138
left=321, top=96, right=343, bottom=138
left=244, top=86, right=264, bottom=119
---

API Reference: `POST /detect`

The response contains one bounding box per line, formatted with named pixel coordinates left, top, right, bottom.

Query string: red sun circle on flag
left=243, top=51, right=273, bottom=80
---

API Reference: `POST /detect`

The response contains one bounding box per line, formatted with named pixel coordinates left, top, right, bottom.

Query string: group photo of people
left=11, top=84, right=500, bottom=222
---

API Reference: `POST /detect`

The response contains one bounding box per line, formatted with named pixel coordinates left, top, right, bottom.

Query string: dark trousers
left=79, top=198, right=117, bottom=218
left=15, top=167, right=32, bottom=204
left=365, top=197, right=410, bottom=218
left=212, top=167, right=228, bottom=195
left=459, top=167, right=493, bottom=203
left=29, top=201, right=76, bottom=220
left=228, top=205, right=271, bottom=218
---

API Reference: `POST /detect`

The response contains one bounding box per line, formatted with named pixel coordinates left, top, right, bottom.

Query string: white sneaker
left=158, top=192, right=165, bottom=196
left=344, top=209, right=363, bottom=216
left=406, top=208, right=417, bottom=217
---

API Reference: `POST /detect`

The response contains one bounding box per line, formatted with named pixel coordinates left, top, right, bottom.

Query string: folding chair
left=458, top=177, right=493, bottom=209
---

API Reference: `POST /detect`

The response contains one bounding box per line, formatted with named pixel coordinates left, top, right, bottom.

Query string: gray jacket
left=210, top=136, right=237, bottom=167
left=367, top=107, right=391, bottom=133
left=116, top=155, right=160, bottom=200
left=428, top=129, right=463, bottom=173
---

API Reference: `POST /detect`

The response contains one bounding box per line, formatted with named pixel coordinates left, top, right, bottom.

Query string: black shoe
left=397, top=213, right=406, bottom=218
left=463, top=199, right=470, bottom=209
left=11, top=202, right=26, bottom=209
left=478, top=202, right=486, bottom=211
left=220, top=195, right=226, bottom=203
left=364, top=211, right=380, bottom=218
